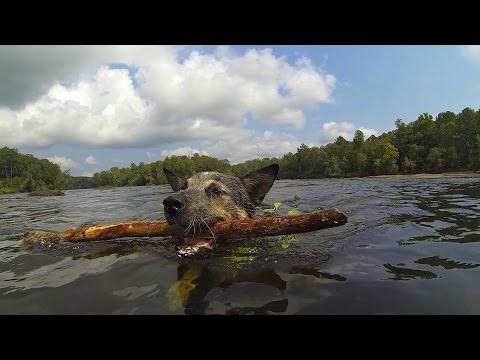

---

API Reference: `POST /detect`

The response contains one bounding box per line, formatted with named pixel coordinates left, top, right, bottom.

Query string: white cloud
left=196, top=129, right=299, bottom=164
left=0, top=45, right=336, bottom=149
left=460, top=45, right=480, bottom=63
left=85, top=155, right=99, bottom=165
left=146, top=151, right=156, bottom=159
left=1, top=66, right=149, bottom=148
left=81, top=171, right=94, bottom=177
left=46, top=156, right=79, bottom=170
left=0, top=45, right=176, bottom=109
left=161, top=147, right=208, bottom=158
left=322, top=121, right=355, bottom=142
left=358, top=127, right=378, bottom=139
left=159, top=129, right=300, bottom=164
left=320, top=121, right=378, bottom=144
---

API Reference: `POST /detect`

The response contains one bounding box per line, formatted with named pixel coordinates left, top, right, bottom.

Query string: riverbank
left=1, top=172, right=478, bottom=195
left=370, top=171, right=479, bottom=180
left=0, top=188, right=17, bottom=194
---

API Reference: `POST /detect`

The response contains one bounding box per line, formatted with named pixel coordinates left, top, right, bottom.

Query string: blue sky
left=1, top=45, right=479, bottom=176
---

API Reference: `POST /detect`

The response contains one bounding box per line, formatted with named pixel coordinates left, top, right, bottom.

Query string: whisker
left=146, top=220, right=160, bottom=238
left=184, top=219, right=194, bottom=235
left=183, top=222, right=191, bottom=234
left=201, top=218, right=217, bottom=248
left=192, top=218, right=197, bottom=240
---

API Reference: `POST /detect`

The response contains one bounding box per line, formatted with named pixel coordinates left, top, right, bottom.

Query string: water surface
left=1, top=176, right=479, bottom=314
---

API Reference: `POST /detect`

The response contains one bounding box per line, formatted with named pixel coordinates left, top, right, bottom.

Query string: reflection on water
left=1, top=175, right=480, bottom=314
left=390, top=182, right=480, bottom=244
left=288, top=267, right=347, bottom=282
left=383, top=263, right=438, bottom=280
left=414, top=256, right=480, bottom=270
left=166, top=263, right=290, bottom=315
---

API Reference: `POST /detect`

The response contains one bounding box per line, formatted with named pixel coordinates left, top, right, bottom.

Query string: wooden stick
left=23, top=208, right=347, bottom=245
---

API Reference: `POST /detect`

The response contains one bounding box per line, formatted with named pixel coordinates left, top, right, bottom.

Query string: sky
left=1, top=45, right=479, bottom=176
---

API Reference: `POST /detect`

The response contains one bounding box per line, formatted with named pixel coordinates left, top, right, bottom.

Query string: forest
left=0, top=147, right=70, bottom=194
left=1, top=108, right=479, bottom=193
left=90, top=108, right=480, bottom=186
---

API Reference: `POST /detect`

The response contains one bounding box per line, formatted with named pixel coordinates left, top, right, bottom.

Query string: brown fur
left=163, top=164, right=279, bottom=228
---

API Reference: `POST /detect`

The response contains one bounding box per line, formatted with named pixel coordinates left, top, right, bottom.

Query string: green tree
left=443, top=147, right=460, bottom=171
left=353, top=130, right=365, bottom=151
left=325, top=155, right=341, bottom=177
left=373, top=142, right=399, bottom=175
left=426, top=147, right=444, bottom=173
left=402, top=157, right=416, bottom=174
left=82, top=106, right=480, bottom=186
left=455, top=108, right=480, bottom=169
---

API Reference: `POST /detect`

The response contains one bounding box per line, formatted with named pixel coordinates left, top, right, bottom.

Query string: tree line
left=1, top=107, right=479, bottom=193
left=92, top=107, right=480, bottom=185
left=0, top=147, right=70, bottom=194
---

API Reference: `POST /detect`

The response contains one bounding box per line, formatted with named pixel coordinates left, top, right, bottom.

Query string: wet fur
left=163, top=164, right=279, bottom=229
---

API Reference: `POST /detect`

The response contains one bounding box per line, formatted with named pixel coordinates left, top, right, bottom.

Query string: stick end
left=23, top=231, right=61, bottom=246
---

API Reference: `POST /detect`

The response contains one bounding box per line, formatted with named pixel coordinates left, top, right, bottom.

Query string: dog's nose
left=163, top=195, right=186, bottom=216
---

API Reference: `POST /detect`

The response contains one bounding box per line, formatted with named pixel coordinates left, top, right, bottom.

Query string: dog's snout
left=163, top=195, right=186, bottom=216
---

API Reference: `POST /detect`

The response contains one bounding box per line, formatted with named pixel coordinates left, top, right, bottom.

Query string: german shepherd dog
left=162, top=164, right=279, bottom=253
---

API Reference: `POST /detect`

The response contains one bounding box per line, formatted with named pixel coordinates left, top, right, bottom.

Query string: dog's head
left=162, top=164, right=279, bottom=227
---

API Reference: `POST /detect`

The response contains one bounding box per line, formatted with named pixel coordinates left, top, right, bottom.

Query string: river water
left=1, top=176, right=479, bottom=314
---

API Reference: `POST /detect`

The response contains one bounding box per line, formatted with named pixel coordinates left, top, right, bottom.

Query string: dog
left=162, top=164, right=279, bottom=253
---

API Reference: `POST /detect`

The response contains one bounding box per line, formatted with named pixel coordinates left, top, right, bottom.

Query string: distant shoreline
left=1, top=172, right=479, bottom=195
left=365, top=171, right=479, bottom=180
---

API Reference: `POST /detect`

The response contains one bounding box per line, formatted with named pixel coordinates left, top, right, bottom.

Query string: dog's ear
left=163, top=167, right=186, bottom=192
left=241, top=164, right=279, bottom=206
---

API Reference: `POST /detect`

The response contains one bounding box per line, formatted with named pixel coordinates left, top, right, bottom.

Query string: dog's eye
left=210, top=188, right=223, bottom=195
